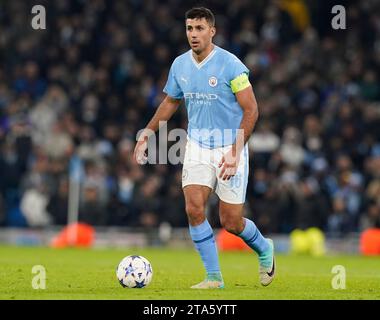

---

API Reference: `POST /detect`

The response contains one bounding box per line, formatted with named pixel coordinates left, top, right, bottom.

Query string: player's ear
left=211, top=26, right=216, bottom=37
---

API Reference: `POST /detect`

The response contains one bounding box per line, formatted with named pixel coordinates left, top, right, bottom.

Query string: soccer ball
left=116, top=255, right=153, bottom=288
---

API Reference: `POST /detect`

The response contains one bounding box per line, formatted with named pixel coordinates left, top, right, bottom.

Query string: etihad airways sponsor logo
left=184, top=92, right=218, bottom=100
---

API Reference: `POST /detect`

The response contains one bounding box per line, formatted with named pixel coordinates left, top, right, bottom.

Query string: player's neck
left=192, top=43, right=215, bottom=64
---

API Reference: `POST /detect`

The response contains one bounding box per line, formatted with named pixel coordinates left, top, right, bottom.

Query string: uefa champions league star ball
left=116, top=255, right=153, bottom=288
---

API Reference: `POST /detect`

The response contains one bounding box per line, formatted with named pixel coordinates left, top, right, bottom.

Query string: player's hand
left=218, top=148, right=240, bottom=181
left=133, top=137, right=148, bottom=165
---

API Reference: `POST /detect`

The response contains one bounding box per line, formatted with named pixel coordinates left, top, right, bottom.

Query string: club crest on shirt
left=208, top=76, right=218, bottom=87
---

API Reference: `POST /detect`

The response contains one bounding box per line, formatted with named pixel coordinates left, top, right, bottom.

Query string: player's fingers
left=226, top=168, right=237, bottom=180
left=134, top=145, right=140, bottom=158
left=220, top=161, right=238, bottom=178
left=222, top=168, right=233, bottom=180
left=133, top=150, right=140, bottom=163
left=224, top=173, right=233, bottom=181
left=134, top=143, right=144, bottom=160
left=219, top=164, right=226, bottom=178
left=138, top=156, right=147, bottom=165
left=220, top=162, right=234, bottom=177
left=218, top=156, right=225, bottom=168
left=136, top=149, right=147, bottom=165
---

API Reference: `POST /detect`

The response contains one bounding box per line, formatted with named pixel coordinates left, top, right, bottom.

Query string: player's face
left=186, top=18, right=215, bottom=54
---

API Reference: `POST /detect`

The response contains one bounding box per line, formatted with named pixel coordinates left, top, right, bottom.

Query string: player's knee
left=185, top=204, right=205, bottom=221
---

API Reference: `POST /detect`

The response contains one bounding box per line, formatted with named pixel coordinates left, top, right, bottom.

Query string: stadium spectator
left=46, top=176, right=69, bottom=225
left=359, top=200, right=380, bottom=231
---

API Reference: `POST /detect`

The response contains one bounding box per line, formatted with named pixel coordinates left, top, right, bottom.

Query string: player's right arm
left=134, top=59, right=183, bottom=164
left=133, top=95, right=181, bottom=164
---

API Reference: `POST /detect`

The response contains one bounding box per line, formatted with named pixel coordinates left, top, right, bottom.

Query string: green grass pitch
left=0, top=245, right=379, bottom=300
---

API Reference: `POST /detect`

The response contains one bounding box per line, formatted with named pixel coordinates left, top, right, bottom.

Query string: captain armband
left=230, top=73, right=251, bottom=93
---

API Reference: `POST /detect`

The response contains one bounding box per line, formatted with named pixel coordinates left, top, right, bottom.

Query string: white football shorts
left=182, top=138, right=249, bottom=204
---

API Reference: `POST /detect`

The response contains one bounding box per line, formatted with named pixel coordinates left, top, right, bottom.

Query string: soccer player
left=134, top=7, right=275, bottom=289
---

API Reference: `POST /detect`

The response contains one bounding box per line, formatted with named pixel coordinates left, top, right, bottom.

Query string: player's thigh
left=219, top=200, right=245, bottom=234
left=182, top=139, right=216, bottom=190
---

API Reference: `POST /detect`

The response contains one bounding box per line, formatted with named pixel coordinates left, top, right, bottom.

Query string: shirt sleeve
left=163, top=61, right=183, bottom=99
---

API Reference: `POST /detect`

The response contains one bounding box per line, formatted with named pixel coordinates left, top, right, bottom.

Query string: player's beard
left=192, top=48, right=202, bottom=55
left=191, top=42, right=207, bottom=56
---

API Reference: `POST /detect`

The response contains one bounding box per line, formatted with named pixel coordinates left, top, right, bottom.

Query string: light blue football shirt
left=163, top=45, right=250, bottom=149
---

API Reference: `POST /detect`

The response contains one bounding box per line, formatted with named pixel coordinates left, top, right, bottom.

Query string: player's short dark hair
left=185, top=7, right=215, bottom=27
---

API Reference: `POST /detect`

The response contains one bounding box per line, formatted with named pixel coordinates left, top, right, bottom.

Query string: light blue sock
left=238, top=218, right=269, bottom=256
left=189, top=219, right=222, bottom=280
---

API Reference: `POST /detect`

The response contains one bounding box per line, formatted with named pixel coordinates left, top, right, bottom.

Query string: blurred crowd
left=0, top=0, right=379, bottom=236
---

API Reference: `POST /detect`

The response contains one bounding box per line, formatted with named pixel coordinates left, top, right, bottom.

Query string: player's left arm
left=233, top=83, right=259, bottom=154
left=219, top=75, right=258, bottom=180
